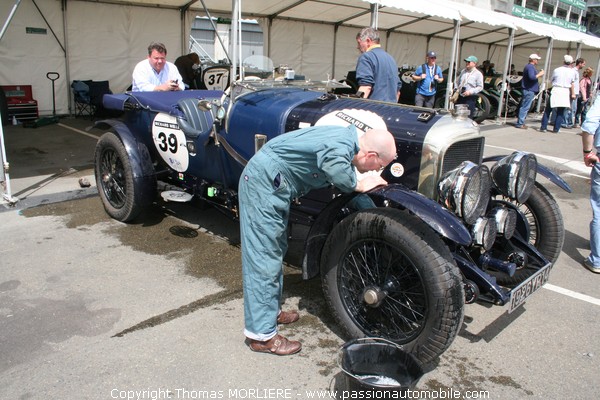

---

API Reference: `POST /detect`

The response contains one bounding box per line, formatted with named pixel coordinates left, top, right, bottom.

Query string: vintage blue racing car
left=95, top=76, right=570, bottom=364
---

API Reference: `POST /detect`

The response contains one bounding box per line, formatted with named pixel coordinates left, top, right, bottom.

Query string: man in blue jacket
left=412, top=51, right=444, bottom=108
left=355, top=27, right=401, bottom=102
left=515, top=54, right=545, bottom=129
left=239, top=125, right=397, bottom=355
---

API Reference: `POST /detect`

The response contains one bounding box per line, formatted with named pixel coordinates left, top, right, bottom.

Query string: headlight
left=489, top=207, right=517, bottom=239
left=438, top=161, right=491, bottom=225
left=471, top=217, right=497, bottom=250
left=491, top=152, right=537, bottom=203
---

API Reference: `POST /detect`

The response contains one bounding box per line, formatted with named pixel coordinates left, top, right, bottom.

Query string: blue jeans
left=589, top=163, right=600, bottom=267
left=576, top=96, right=588, bottom=125
left=516, top=89, right=535, bottom=127
left=541, top=105, right=566, bottom=132
left=563, top=97, right=577, bottom=127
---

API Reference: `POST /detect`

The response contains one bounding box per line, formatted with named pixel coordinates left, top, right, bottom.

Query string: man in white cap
left=412, top=50, right=444, bottom=108
left=539, top=54, right=577, bottom=133
left=515, top=54, right=544, bottom=129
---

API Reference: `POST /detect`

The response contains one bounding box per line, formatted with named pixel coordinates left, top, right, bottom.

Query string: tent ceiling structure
left=1, top=0, right=598, bottom=117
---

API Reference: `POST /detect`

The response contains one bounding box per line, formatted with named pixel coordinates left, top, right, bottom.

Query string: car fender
left=483, top=155, right=572, bottom=193
left=369, top=185, right=472, bottom=246
left=95, top=119, right=157, bottom=205
left=301, top=184, right=472, bottom=279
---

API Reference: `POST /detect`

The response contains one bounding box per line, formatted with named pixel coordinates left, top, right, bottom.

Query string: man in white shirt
left=539, top=55, right=577, bottom=133
left=132, top=42, right=184, bottom=92
left=564, top=58, right=586, bottom=128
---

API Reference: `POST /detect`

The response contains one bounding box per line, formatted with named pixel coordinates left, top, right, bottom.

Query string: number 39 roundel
left=152, top=113, right=189, bottom=172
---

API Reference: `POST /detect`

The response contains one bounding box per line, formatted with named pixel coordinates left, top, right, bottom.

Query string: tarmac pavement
left=0, top=114, right=599, bottom=399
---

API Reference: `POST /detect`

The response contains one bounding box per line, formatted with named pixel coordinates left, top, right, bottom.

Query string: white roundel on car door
left=314, top=109, right=387, bottom=132
left=314, top=109, right=405, bottom=178
left=152, top=113, right=189, bottom=172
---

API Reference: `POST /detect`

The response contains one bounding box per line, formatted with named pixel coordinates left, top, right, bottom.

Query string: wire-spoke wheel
left=338, top=239, right=428, bottom=342
left=94, top=132, right=142, bottom=222
left=321, top=208, right=464, bottom=365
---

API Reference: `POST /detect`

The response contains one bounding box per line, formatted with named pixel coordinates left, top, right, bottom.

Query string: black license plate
left=508, top=262, right=553, bottom=313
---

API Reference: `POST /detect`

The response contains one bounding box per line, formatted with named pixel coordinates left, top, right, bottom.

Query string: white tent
left=1, top=0, right=598, bottom=116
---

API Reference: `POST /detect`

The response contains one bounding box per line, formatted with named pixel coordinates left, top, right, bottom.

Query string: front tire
left=320, top=208, right=464, bottom=365
left=94, top=132, right=142, bottom=222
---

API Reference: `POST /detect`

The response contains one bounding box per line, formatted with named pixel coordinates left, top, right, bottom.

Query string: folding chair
left=88, top=80, right=112, bottom=118
left=72, top=80, right=95, bottom=118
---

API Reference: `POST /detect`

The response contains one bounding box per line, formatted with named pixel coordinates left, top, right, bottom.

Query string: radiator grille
left=441, top=137, right=485, bottom=176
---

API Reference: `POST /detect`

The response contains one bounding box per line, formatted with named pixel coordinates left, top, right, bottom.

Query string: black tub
left=340, top=338, right=424, bottom=395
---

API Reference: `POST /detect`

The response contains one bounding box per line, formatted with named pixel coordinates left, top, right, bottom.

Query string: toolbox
left=1, top=85, right=39, bottom=123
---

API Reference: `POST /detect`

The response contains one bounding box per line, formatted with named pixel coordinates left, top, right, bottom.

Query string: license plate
left=508, top=262, right=553, bottom=313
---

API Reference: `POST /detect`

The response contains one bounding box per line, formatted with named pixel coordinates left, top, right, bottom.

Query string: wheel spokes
left=338, top=240, right=427, bottom=342
left=101, top=149, right=127, bottom=208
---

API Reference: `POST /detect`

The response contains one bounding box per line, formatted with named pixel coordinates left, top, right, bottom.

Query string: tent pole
left=536, top=37, right=553, bottom=113
left=231, top=0, right=238, bottom=82
left=237, top=1, right=242, bottom=79
left=200, top=0, right=231, bottom=63
left=180, top=7, right=186, bottom=56
left=0, top=0, right=21, bottom=42
left=62, top=0, right=72, bottom=115
left=496, top=27, right=514, bottom=122
left=0, top=124, right=18, bottom=205
left=593, top=56, right=600, bottom=100
left=0, top=0, right=21, bottom=199
left=445, top=19, right=460, bottom=110
left=370, top=2, right=378, bottom=29
left=332, top=24, right=338, bottom=79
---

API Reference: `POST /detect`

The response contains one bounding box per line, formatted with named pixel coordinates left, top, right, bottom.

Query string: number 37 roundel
left=203, top=67, right=230, bottom=91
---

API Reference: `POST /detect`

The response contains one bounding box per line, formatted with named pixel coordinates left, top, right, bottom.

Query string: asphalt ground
left=0, top=113, right=599, bottom=399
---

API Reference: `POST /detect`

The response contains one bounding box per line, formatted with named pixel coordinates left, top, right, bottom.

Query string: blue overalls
left=238, top=125, right=359, bottom=341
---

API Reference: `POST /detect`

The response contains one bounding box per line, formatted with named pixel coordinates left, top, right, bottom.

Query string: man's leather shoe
left=248, top=334, right=302, bottom=355
left=277, top=310, right=300, bottom=324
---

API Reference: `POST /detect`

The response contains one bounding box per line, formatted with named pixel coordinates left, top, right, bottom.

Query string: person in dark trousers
left=576, top=67, right=594, bottom=126
left=454, top=55, right=484, bottom=119
left=412, top=50, right=444, bottom=108
left=515, top=54, right=544, bottom=129
left=239, top=125, right=397, bottom=355
left=355, top=27, right=402, bottom=102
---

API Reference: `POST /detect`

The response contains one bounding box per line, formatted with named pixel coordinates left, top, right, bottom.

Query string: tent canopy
left=1, top=0, right=598, bottom=116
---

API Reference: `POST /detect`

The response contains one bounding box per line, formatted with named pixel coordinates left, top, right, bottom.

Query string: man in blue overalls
left=239, top=125, right=397, bottom=355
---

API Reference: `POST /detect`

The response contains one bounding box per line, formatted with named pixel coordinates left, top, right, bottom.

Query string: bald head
left=360, top=129, right=397, bottom=164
